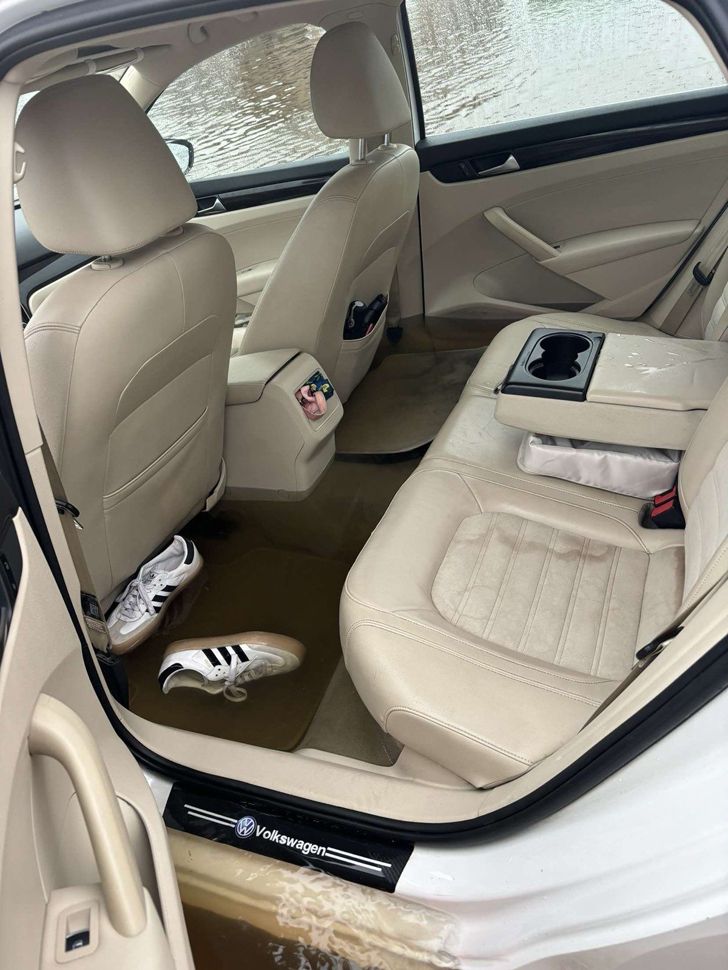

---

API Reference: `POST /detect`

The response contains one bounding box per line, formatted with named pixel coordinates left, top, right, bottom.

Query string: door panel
left=191, top=157, right=345, bottom=351
left=0, top=494, right=191, bottom=968
left=418, top=118, right=728, bottom=323
left=197, top=195, right=312, bottom=318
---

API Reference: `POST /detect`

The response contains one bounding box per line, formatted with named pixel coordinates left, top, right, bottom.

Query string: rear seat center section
left=341, top=304, right=728, bottom=789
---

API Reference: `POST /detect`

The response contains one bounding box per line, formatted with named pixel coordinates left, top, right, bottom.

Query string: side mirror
left=165, top=138, right=194, bottom=176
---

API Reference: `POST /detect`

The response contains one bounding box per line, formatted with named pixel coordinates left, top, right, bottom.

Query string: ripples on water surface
left=407, top=0, right=724, bottom=134
left=149, top=0, right=725, bottom=181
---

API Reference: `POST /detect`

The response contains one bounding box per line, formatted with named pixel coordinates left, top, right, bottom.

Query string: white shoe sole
left=162, top=631, right=305, bottom=663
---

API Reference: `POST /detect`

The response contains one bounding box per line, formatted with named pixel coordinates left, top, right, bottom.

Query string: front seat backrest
left=18, top=75, right=236, bottom=603
left=240, top=22, right=420, bottom=402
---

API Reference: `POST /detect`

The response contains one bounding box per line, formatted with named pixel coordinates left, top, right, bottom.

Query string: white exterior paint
left=398, top=688, right=728, bottom=967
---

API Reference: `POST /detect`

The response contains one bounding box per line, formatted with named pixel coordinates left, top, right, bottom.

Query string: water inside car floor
left=124, top=457, right=417, bottom=763
left=335, top=346, right=484, bottom=456
left=124, top=324, right=491, bottom=760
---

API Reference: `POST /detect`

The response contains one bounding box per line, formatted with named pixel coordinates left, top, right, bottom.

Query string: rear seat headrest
left=16, top=75, right=196, bottom=257
left=310, top=22, right=411, bottom=140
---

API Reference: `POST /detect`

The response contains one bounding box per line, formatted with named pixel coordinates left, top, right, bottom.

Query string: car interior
left=8, top=0, right=728, bottom=858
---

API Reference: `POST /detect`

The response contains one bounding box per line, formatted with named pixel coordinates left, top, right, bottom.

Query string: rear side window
left=148, top=24, right=344, bottom=181
left=406, top=0, right=727, bottom=137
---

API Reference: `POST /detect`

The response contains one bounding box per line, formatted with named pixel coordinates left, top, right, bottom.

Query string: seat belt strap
left=660, top=275, right=704, bottom=335
left=587, top=569, right=728, bottom=723
left=39, top=429, right=111, bottom=654
left=661, top=232, right=728, bottom=335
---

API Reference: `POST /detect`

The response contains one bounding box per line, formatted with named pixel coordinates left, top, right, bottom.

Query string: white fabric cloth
left=517, top=433, right=680, bottom=499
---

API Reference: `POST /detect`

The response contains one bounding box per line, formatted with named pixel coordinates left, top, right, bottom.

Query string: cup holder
left=501, top=328, right=605, bottom=401
left=528, top=334, right=591, bottom=382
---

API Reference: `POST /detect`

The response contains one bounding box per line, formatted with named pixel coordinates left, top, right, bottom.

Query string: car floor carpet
left=335, top=347, right=485, bottom=456
left=124, top=458, right=417, bottom=753
left=297, top=659, right=402, bottom=766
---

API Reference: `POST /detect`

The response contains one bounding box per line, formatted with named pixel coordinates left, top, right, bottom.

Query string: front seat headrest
left=310, top=22, right=411, bottom=140
left=16, top=75, right=196, bottom=257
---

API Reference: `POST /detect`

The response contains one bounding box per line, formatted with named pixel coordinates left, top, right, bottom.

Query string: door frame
left=4, top=0, right=728, bottom=846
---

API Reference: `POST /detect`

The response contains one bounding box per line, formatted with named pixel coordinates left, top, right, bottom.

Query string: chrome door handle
left=477, top=153, right=520, bottom=176
left=197, top=196, right=226, bottom=215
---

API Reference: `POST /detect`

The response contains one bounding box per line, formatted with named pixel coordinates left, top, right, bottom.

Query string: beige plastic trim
left=226, top=348, right=299, bottom=405
left=28, top=694, right=147, bottom=938
left=495, top=391, right=702, bottom=451
left=541, top=221, right=699, bottom=275
left=483, top=206, right=559, bottom=260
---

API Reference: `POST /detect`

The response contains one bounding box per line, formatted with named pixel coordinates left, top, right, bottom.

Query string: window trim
left=417, top=87, right=728, bottom=179
left=400, top=1, right=426, bottom=140
left=189, top=153, right=348, bottom=204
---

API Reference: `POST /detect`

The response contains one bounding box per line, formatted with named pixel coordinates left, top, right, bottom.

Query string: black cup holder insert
left=501, top=329, right=604, bottom=401
left=527, top=334, right=591, bottom=382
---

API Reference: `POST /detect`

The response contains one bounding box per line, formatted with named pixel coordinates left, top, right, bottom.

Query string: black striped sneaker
left=107, top=536, right=202, bottom=654
left=158, top=632, right=305, bottom=701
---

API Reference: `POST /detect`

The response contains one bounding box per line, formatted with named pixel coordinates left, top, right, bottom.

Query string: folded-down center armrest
left=496, top=334, right=728, bottom=451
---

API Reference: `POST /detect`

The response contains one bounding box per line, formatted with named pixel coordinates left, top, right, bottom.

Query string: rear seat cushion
left=467, top=311, right=659, bottom=396
left=341, top=463, right=684, bottom=787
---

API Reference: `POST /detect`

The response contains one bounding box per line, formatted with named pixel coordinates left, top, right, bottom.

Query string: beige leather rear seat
left=341, top=340, right=728, bottom=789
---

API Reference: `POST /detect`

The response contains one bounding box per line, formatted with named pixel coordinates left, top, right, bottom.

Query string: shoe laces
left=117, top=569, right=163, bottom=621
left=221, top=654, right=285, bottom=702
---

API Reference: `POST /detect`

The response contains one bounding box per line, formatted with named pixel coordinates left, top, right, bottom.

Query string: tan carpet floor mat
left=335, top=347, right=484, bottom=456
left=298, top=660, right=402, bottom=766
left=124, top=459, right=417, bottom=752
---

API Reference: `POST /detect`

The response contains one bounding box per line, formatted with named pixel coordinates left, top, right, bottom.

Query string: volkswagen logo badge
left=235, top=815, right=256, bottom=839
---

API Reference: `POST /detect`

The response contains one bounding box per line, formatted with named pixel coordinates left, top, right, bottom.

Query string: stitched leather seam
left=450, top=511, right=497, bottom=627
left=103, top=405, right=207, bottom=506
left=343, top=582, right=615, bottom=685
left=517, top=524, right=558, bottom=654
left=554, top=536, right=589, bottom=667
left=345, top=618, right=608, bottom=703
left=431, top=466, right=651, bottom=551
left=384, top=707, right=534, bottom=766
left=592, top=546, right=621, bottom=676
left=23, top=323, right=81, bottom=335
left=482, top=515, right=527, bottom=640
left=421, top=453, right=648, bottom=515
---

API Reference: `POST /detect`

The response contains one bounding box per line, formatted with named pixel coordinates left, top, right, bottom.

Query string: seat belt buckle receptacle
left=646, top=484, right=685, bottom=529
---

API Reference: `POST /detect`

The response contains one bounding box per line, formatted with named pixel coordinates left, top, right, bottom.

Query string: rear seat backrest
left=702, top=257, right=728, bottom=341
left=679, top=376, right=728, bottom=607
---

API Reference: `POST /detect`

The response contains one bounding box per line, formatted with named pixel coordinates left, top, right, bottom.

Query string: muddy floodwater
left=149, top=0, right=725, bottom=181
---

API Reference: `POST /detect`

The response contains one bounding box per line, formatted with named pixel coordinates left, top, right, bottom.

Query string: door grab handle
left=29, top=694, right=146, bottom=938
left=197, top=196, right=226, bottom=215
left=477, top=153, right=520, bottom=176
left=484, top=206, right=560, bottom=261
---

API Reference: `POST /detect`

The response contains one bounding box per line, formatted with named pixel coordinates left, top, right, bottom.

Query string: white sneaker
left=158, top=632, right=305, bottom=701
left=108, top=536, right=203, bottom=654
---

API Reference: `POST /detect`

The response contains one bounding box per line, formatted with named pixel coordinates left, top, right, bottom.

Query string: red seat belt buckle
left=648, top=483, right=685, bottom=529
left=653, top=485, right=677, bottom=507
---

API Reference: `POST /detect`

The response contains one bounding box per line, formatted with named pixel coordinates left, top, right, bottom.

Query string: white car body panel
left=398, top=690, right=728, bottom=967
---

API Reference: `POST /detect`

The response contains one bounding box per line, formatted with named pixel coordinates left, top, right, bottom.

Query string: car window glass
left=406, top=0, right=727, bottom=137
left=148, top=24, right=344, bottom=181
